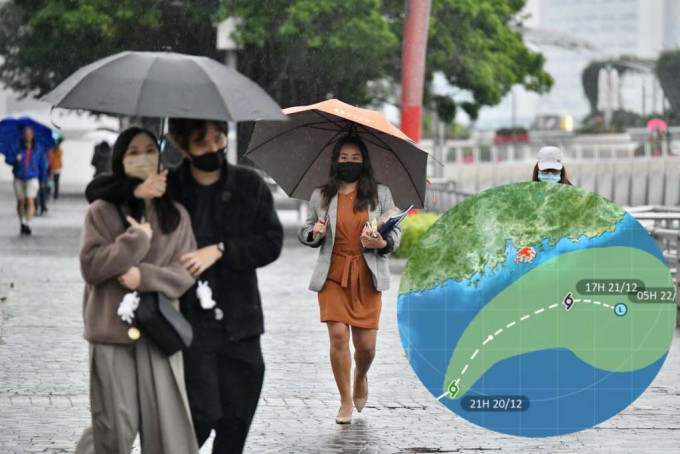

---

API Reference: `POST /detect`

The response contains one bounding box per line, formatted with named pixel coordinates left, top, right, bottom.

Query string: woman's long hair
left=320, top=135, right=378, bottom=212
left=111, top=127, right=180, bottom=234
left=532, top=163, right=573, bottom=185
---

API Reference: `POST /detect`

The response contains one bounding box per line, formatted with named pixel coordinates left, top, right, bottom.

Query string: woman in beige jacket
left=77, top=127, right=199, bottom=453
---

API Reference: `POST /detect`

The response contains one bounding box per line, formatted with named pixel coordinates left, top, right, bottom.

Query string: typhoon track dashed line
left=437, top=298, right=616, bottom=400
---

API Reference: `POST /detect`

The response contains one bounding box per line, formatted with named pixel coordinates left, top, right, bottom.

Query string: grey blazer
left=301, top=184, right=402, bottom=292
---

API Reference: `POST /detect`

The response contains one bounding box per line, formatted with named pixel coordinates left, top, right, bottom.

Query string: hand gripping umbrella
left=244, top=99, right=432, bottom=210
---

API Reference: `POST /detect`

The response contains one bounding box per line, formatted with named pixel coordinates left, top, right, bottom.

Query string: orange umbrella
left=245, top=99, right=431, bottom=208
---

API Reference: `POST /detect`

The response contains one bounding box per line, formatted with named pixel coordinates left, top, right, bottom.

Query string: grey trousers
left=75, top=337, right=199, bottom=454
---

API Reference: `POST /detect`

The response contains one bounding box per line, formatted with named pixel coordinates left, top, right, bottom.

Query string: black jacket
left=85, top=159, right=284, bottom=341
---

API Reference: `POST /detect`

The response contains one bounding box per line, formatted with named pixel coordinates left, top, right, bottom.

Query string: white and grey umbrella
left=42, top=51, right=286, bottom=121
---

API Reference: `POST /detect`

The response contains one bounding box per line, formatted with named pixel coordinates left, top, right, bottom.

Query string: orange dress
left=318, top=190, right=382, bottom=329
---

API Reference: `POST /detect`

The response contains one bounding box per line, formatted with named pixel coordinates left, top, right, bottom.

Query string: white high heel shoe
left=353, top=374, right=368, bottom=413
left=335, top=406, right=352, bottom=424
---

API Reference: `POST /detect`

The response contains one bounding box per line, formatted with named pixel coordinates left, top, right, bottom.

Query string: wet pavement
left=0, top=184, right=679, bottom=453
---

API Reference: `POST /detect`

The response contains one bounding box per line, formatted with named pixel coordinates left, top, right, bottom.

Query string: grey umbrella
left=244, top=99, right=432, bottom=209
left=42, top=51, right=286, bottom=121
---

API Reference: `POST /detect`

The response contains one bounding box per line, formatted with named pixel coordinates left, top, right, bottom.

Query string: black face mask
left=336, top=162, right=363, bottom=183
left=190, top=148, right=225, bottom=172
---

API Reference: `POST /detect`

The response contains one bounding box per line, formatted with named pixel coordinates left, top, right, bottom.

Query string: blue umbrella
left=0, top=117, right=56, bottom=157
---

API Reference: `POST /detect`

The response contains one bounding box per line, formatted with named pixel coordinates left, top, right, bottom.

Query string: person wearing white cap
left=532, top=146, right=572, bottom=185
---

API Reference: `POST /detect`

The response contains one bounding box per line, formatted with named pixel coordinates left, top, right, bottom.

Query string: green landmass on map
left=399, top=182, right=626, bottom=295
left=442, top=246, right=675, bottom=399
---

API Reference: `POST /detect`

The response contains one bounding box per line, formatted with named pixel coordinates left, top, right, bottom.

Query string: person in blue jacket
left=5, top=126, right=48, bottom=235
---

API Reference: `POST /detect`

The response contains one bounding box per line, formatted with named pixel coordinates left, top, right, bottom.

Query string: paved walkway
left=0, top=185, right=679, bottom=453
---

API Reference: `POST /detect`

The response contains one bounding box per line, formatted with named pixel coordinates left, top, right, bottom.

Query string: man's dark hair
left=168, top=118, right=228, bottom=152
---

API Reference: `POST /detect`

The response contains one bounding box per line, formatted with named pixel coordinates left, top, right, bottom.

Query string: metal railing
left=419, top=134, right=680, bottom=207
left=424, top=179, right=473, bottom=212
left=629, top=207, right=680, bottom=326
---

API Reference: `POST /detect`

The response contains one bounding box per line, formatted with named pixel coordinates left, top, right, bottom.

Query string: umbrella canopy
left=0, top=117, right=55, bottom=157
left=245, top=99, right=430, bottom=208
left=647, top=118, right=667, bottom=133
left=42, top=51, right=286, bottom=122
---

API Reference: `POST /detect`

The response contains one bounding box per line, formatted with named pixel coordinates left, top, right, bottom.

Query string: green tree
left=0, top=0, right=221, bottom=97
left=214, top=0, right=398, bottom=159
left=0, top=0, right=550, bottom=120
left=217, top=0, right=398, bottom=108
left=384, top=0, right=552, bottom=121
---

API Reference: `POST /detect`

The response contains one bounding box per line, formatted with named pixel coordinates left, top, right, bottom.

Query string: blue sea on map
left=397, top=213, right=669, bottom=436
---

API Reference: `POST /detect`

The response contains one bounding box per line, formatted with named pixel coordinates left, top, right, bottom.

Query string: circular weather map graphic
left=397, top=182, right=676, bottom=437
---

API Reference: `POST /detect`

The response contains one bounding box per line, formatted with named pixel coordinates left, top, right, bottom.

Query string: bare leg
left=16, top=199, right=25, bottom=223
left=54, top=174, right=60, bottom=200
left=326, top=322, right=353, bottom=419
left=351, top=326, right=377, bottom=399
left=26, top=197, right=35, bottom=223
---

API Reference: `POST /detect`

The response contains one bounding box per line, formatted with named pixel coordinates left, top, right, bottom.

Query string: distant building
left=477, top=0, right=680, bottom=129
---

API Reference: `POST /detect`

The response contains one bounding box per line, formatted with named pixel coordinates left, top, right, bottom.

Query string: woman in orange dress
left=301, top=135, right=401, bottom=424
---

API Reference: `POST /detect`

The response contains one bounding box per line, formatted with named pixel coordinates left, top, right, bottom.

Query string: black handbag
left=112, top=204, right=193, bottom=355
left=135, top=292, right=193, bottom=356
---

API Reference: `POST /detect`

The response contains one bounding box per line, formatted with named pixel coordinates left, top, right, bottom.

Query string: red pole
left=400, top=0, right=432, bottom=143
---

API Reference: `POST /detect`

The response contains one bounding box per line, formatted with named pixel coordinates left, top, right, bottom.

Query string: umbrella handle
left=315, top=213, right=330, bottom=241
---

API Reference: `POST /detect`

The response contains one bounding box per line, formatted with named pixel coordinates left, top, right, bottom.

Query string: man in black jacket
left=85, top=119, right=283, bottom=453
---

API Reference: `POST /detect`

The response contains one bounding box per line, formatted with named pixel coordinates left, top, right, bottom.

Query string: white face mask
left=123, top=153, right=159, bottom=180
left=538, top=171, right=561, bottom=183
